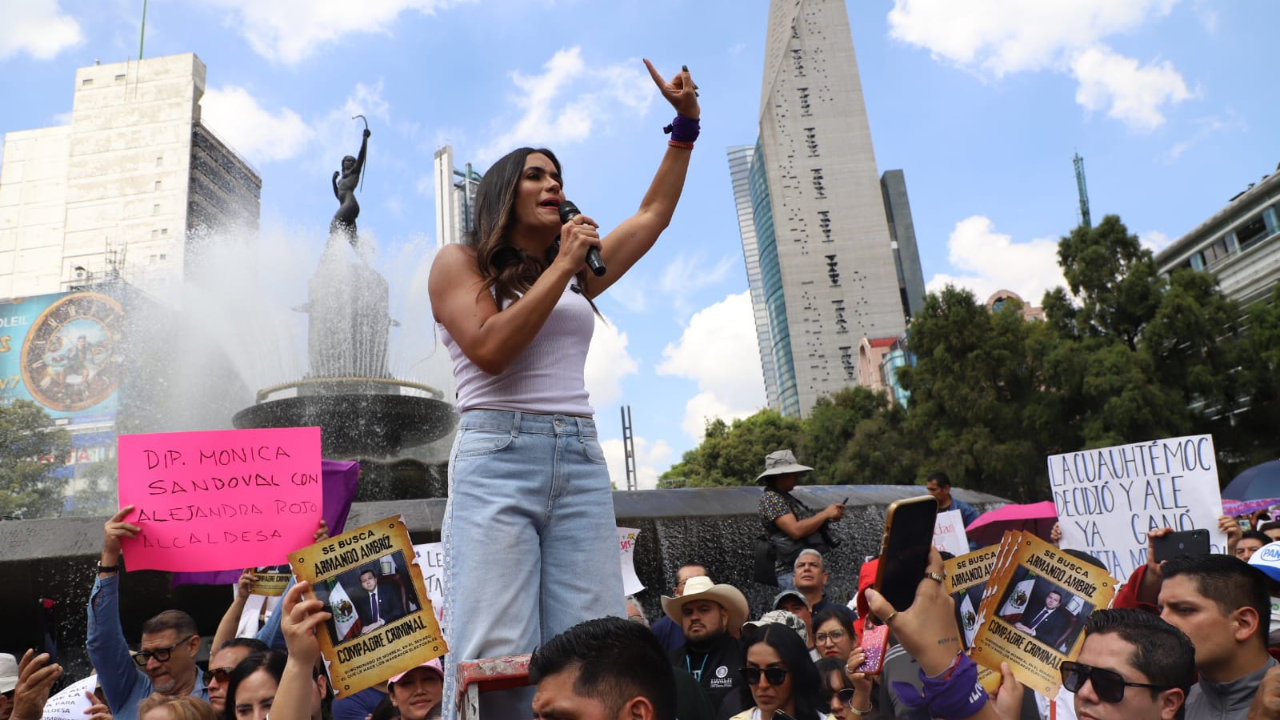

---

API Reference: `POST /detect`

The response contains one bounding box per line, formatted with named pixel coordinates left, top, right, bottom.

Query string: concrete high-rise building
left=733, top=0, right=924, bottom=418
left=1155, top=166, right=1280, bottom=307
left=0, top=53, right=261, bottom=297
left=728, top=145, right=780, bottom=409
left=433, top=145, right=482, bottom=248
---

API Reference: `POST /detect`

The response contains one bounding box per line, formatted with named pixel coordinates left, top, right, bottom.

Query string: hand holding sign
left=83, top=691, right=111, bottom=720
left=101, top=506, right=140, bottom=569
left=281, top=581, right=330, bottom=669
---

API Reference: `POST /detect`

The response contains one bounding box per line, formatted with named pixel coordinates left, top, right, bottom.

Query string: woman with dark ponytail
left=427, top=58, right=700, bottom=719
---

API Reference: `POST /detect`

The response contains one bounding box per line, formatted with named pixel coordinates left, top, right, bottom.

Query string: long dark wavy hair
left=739, top=623, right=824, bottom=720
left=468, top=147, right=595, bottom=312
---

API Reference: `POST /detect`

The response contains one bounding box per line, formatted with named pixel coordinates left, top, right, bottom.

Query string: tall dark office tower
left=731, top=0, right=923, bottom=418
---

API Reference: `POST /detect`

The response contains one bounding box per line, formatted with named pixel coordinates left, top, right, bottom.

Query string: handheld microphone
left=558, top=200, right=606, bottom=277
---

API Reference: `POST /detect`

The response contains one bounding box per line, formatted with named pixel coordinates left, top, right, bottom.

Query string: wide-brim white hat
left=661, top=576, right=749, bottom=631
left=756, top=449, right=813, bottom=483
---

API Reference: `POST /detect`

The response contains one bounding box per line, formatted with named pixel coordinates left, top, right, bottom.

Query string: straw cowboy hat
left=756, top=449, right=813, bottom=483
left=661, top=576, right=750, bottom=630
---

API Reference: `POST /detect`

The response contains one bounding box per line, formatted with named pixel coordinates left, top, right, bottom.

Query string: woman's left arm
left=585, top=59, right=700, bottom=297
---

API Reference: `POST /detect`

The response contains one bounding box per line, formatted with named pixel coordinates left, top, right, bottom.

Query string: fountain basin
left=233, top=393, right=456, bottom=457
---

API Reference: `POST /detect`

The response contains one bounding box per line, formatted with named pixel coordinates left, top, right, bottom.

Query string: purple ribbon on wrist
left=663, top=115, right=700, bottom=143
left=890, top=654, right=988, bottom=720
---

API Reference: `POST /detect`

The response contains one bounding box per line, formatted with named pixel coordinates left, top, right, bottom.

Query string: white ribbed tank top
left=438, top=283, right=595, bottom=416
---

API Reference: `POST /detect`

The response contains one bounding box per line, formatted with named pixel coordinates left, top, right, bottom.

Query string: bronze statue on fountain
left=234, top=121, right=456, bottom=495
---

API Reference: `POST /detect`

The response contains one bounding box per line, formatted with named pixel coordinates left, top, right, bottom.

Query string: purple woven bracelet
left=890, top=654, right=988, bottom=720
left=663, top=115, right=700, bottom=143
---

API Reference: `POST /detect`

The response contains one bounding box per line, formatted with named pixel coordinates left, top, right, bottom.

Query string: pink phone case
left=856, top=625, right=889, bottom=674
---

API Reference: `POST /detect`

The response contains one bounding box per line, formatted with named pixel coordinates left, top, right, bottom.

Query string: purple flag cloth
left=1222, top=498, right=1280, bottom=517
left=169, top=460, right=360, bottom=586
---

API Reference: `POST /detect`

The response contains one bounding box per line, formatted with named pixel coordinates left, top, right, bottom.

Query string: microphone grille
left=558, top=200, right=579, bottom=225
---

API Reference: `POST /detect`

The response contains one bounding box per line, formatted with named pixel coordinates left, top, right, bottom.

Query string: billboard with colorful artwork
left=0, top=291, right=123, bottom=426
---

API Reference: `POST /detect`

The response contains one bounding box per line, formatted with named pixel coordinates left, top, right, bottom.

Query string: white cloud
left=657, top=292, right=767, bottom=440
left=201, top=86, right=315, bottom=163
left=658, top=252, right=736, bottom=313
left=601, top=436, right=673, bottom=491
left=886, top=0, right=1191, bottom=131
left=585, top=315, right=640, bottom=407
left=204, top=0, right=471, bottom=64
left=1140, top=230, right=1172, bottom=253
left=479, top=47, right=656, bottom=161
left=925, top=216, right=1066, bottom=306
left=0, top=0, right=82, bottom=60
left=1071, top=46, right=1193, bottom=132
left=1166, top=115, right=1244, bottom=161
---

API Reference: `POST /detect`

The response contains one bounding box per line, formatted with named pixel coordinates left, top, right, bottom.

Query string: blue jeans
left=442, top=411, right=625, bottom=720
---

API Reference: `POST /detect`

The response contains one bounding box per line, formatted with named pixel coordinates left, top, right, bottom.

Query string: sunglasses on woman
left=1059, top=661, right=1172, bottom=703
left=740, top=667, right=789, bottom=686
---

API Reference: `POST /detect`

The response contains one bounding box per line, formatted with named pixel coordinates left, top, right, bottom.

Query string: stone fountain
left=232, top=126, right=455, bottom=497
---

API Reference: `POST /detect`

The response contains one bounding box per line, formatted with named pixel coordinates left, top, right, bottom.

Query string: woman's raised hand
left=644, top=59, right=699, bottom=119
left=863, top=546, right=962, bottom=676
left=281, top=581, right=331, bottom=668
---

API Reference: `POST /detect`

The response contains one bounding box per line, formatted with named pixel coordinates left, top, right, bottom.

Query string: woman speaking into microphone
left=428, top=58, right=700, bottom=716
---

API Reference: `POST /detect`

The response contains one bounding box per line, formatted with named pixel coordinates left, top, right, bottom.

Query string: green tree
left=799, top=386, right=890, bottom=483
left=659, top=410, right=802, bottom=487
left=895, top=287, right=1068, bottom=502
left=64, top=456, right=119, bottom=517
left=834, top=400, right=917, bottom=485
left=1043, top=214, right=1164, bottom=348
left=1042, top=215, right=1260, bottom=471
left=0, top=400, right=73, bottom=519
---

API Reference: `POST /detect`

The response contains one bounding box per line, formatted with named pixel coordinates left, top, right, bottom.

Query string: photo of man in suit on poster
left=357, top=563, right=407, bottom=633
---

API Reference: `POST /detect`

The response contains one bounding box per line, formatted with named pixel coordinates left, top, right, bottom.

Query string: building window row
left=1184, top=204, right=1279, bottom=272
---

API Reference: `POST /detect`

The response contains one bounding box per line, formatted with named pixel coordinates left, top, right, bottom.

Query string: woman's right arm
left=275, top=582, right=331, bottom=720
left=429, top=238, right=593, bottom=375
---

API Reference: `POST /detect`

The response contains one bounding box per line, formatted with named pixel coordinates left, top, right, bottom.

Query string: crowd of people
left=9, top=445, right=1280, bottom=720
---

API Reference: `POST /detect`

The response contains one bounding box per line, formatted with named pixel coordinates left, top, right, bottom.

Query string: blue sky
left=2, top=0, right=1278, bottom=488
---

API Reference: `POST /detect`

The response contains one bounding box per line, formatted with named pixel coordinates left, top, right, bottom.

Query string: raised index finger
left=643, top=58, right=667, bottom=89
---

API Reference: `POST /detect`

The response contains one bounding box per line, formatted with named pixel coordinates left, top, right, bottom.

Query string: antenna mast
left=1073, top=153, right=1092, bottom=229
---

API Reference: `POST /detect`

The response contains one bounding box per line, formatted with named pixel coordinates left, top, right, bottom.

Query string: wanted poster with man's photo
left=289, top=516, right=446, bottom=698
left=970, top=532, right=1116, bottom=696
left=944, top=544, right=999, bottom=650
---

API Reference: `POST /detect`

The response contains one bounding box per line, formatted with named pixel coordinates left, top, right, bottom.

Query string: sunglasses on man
left=1059, top=661, right=1172, bottom=703
left=203, top=667, right=234, bottom=685
left=132, top=635, right=197, bottom=667
left=740, top=667, right=788, bottom=686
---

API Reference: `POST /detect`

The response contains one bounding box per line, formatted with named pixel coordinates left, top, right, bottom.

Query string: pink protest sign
left=117, top=427, right=323, bottom=572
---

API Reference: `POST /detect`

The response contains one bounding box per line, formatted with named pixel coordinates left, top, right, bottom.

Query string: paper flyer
left=970, top=532, right=1117, bottom=696
left=289, top=516, right=446, bottom=698
left=945, top=544, right=999, bottom=649
left=249, top=565, right=294, bottom=596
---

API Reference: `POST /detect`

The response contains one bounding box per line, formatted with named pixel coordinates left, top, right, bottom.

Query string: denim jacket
left=86, top=574, right=207, bottom=720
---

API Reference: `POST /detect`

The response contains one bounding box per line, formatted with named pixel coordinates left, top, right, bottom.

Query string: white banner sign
left=933, top=510, right=969, bottom=556
left=618, top=527, right=644, bottom=596
left=1050, top=434, right=1227, bottom=581
left=42, top=674, right=97, bottom=720
left=411, top=527, right=644, bottom=632
left=413, top=542, right=447, bottom=629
